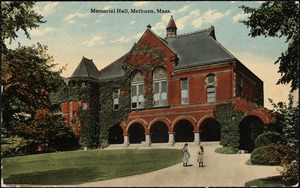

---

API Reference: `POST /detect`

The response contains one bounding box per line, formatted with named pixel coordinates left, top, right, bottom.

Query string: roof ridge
left=175, top=27, right=213, bottom=38
left=99, top=52, right=129, bottom=74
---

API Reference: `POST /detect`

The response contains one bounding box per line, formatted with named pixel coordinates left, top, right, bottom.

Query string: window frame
left=113, top=89, right=120, bottom=110
left=131, top=71, right=145, bottom=109
left=153, top=67, right=168, bottom=107
left=181, top=78, right=189, bottom=105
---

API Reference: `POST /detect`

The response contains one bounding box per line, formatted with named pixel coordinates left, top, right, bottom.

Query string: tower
left=166, top=16, right=177, bottom=38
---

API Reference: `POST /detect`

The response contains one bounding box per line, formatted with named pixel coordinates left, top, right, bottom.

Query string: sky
left=6, top=1, right=298, bottom=109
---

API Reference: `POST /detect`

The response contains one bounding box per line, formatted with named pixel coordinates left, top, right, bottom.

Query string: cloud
left=178, top=5, right=191, bottom=12
left=232, top=12, right=249, bottom=23
left=191, top=9, right=232, bottom=28
left=153, top=7, right=233, bottom=33
left=64, top=12, right=89, bottom=24
left=110, top=32, right=143, bottom=44
left=34, top=2, right=59, bottom=16
left=132, top=2, right=150, bottom=7
left=82, top=36, right=104, bottom=47
left=30, top=27, right=55, bottom=37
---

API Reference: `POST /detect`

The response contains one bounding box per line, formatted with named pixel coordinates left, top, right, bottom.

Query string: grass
left=2, top=148, right=182, bottom=185
left=244, top=176, right=296, bottom=187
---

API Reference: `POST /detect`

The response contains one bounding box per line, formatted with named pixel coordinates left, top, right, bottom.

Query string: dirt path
left=81, top=142, right=281, bottom=187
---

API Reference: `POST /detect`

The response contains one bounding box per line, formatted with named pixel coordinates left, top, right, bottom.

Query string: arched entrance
left=174, top=120, right=194, bottom=142
left=239, top=116, right=265, bottom=152
left=150, top=121, right=169, bottom=143
left=200, top=118, right=221, bottom=141
left=108, top=124, right=124, bottom=144
left=128, top=123, right=145, bottom=143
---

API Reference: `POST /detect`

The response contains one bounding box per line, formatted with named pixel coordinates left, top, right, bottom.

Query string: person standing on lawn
left=197, top=145, right=204, bottom=167
left=182, top=143, right=190, bottom=167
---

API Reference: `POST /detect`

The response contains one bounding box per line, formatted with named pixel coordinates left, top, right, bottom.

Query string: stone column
left=193, top=131, right=200, bottom=146
left=144, top=134, right=151, bottom=146
left=123, top=134, right=130, bottom=146
left=168, top=132, right=175, bottom=146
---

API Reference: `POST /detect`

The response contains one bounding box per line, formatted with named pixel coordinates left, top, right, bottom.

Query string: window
left=181, top=78, right=188, bottom=104
left=113, top=89, right=120, bottom=110
left=131, top=71, right=144, bottom=109
left=82, top=103, right=88, bottom=110
left=240, top=77, right=244, bottom=98
left=206, top=74, right=216, bottom=103
left=207, top=74, right=215, bottom=84
left=153, top=67, right=168, bottom=107
left=207, top=86, right=216, bottom=103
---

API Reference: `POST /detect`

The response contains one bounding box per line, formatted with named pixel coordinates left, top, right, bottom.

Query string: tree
left=2, top=44, right=63, bottom=133
left=268, top=94, right=299, bottom=149
left=13, top=112, right=79, bottom=151
left=240, top=1, right=299, bottom=92
left=214, top=103, right=244, bottom=149
left=1, top=1, right=45, bottom=51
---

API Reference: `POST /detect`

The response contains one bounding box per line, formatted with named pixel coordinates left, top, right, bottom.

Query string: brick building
left=62, top=16, right=274, bottom=151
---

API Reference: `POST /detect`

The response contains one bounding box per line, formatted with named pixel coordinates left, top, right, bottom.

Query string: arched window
left=131, top=71, right=144, bottom=109
left=153, top=67, right=167, bottom=106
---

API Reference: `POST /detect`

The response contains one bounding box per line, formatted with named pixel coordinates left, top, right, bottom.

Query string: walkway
left=81, top=142, right=282, bottom=187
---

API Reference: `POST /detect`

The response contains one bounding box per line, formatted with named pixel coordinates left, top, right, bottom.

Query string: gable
left=123, top=29, right=176, bottom=70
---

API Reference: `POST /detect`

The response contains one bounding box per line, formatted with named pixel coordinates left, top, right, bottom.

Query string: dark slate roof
left=99, top=53, right=128, bottom=80
left=165, top=28, right=236, bottom=69
left=70, top=56, right=100, bottom=79
left=98, top=27, right=236, bottom=79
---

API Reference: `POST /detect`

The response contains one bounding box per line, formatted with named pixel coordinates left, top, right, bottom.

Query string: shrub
left=1, top=136, right=31, bottom=157
left=280, top=148, right=299, bottom=184
left=254, top=131, right=281, bottom=148
left=250, top=147, right=269, bottom=165
left=215, top=147, right=238, bottom=154
left=261, top=143, right=285, bottom=165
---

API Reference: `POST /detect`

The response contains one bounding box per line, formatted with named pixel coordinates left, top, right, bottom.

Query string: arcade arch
left=239, top=115, right=265, bottom=152
left=108, top=124, right=124, bottom=144
left=174, top=120, right=194, bottom=142
left=150, top=121, right=169, bottom=143
left=199, top=118, right=221, bottom=141
left=128, top=123, right=146, bottom=143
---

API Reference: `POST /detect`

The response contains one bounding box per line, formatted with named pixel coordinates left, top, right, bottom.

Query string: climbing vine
left=123, top=42, right=166, bottom=109
left=50, top=78, right=100, bottom=148
left=98, top=41, right=167, bottom=147
left=214, top=103, right=244, bottom=149
left=98, top=77, right=131, bottom=147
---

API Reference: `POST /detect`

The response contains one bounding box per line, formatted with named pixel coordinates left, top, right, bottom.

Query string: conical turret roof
left=167, top=15, right=177, bottom=29
left=70, top=56, right=99, bottom=80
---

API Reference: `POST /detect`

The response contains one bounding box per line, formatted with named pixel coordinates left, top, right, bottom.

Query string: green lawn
left=244, top=176, right=296, bottom=187
left=2, top=148, right=182, bottom=185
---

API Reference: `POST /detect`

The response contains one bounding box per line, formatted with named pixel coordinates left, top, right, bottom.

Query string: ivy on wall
left=98, top=77, right=131, bottom=147
left=50, top=78, right=100, bottom=148
left=214, top=103, right=244, bottom=149
left=123, top=42, right=167, bottom=109
left=98, top=42, right=167, bottom=147
left=51, top=41, right=168, bottom=148
left=77, top=80, right=100, bottom=148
